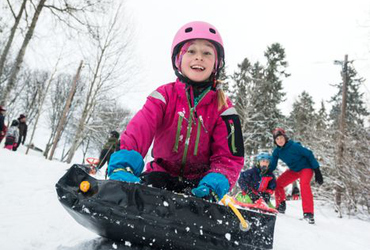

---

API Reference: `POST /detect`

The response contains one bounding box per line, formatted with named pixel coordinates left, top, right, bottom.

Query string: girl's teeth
left=191, top=66, right=204, bottom=70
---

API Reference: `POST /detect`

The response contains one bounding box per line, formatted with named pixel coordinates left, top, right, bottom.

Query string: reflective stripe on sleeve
left=220, top=107, right=237, bottom=116
left=149, top=90, right=166, bottom=104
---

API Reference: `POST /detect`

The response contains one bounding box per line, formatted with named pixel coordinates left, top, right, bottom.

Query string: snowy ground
left=0, top=146, right=369, bottom=250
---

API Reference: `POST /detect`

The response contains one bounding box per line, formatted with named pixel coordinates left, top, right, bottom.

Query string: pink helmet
left=171, top=21, right=225, bottom=78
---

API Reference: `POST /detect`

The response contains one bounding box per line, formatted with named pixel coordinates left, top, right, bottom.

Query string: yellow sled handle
left=221, top=195, right=249, bottom=231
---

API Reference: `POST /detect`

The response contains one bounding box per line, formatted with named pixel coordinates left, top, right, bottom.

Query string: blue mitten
left=192, top=173, right=230, bottom=200
left=191, top=185, right=211, bottom=198
left=109, top=171, right=141, bottom=183
left=108, top=149, right=144, bottom=183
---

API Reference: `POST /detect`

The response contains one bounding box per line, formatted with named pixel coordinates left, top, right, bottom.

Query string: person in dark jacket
left=269, top=128, right=324, bottom=224
left=4, top=120, right=19, bottom=150
left=0, top=106, right=6, bottom=143
left=14, top=114, right=27, bottom=151
left=97, top=131, right=120, bottom=170
left=237, top=152, right=276, bottom=208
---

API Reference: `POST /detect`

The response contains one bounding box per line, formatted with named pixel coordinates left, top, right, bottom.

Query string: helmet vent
left=209, top=28, right=216, bottom=34
left=185, top=27, right=193, bottom=33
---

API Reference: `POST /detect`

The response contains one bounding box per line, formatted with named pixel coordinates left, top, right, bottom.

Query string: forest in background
left=0, top=0, right=369, bottom=219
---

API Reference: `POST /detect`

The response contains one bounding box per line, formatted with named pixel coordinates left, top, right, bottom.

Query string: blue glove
left=191, top=185, right=211, bottom=198
left=110, top=171, right=141, bottom=183
left=192, top=173, right=230, bottom=200
left=108, top=149, right=144, bottom=183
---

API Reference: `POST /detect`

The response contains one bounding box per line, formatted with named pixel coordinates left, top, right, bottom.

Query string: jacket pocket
left=173, top=111, right=185, bottom=153
left=193, top=115, right=208, bottom=156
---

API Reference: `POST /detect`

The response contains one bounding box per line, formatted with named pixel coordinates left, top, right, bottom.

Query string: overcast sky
left=15, top=0, right=370, bottom=116
left=122, top=0, right=370, bottom=115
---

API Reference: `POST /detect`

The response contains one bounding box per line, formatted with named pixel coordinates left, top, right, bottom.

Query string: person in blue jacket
left=237, top=152, right=276, bottom=208
left=269, top=128, right=323, bottom=224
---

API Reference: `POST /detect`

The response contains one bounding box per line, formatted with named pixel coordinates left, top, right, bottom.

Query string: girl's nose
left=195, top=53, right=204, bottom=61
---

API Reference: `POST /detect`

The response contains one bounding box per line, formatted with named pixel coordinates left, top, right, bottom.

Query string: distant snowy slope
left=273, top=200, right=370, bottom=250
left=0, top=147, right=96, bottom=250
left=0, top=147, right=369, bottom=250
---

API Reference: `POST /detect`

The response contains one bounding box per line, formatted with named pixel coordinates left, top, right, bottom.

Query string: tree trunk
left=81, top=136, right=91, bottom=164
left=0, top=0, right=27, bottom=82
left=26, top=59, right=59, bottom=155
left=335, top=55, right=348, bottom=213
left=65, top=48, right=106, bottom=164
left=65, top=4, right=126, bottom=163
left=1, top=0, right=46, bottom=105
left=64, top=81, right=95, bottom=163
left=48, top=60, right=83, bottom=160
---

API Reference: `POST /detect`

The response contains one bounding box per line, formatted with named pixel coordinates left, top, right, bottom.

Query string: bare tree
left=88, top=99, right=131, bottom=152
left=0, top=0, right=27, bottom=80
left=26, top=57, right=60, bottom=154
left=19, top=70, right=49, bottom=124
left=42, top=71, right=84, bottom=158
left=43, top=73, right=71, bottom=157
left=65, top=3, right=133, bottom=163
left=1, top=0, right=47, bottom=105
left=2, top=66, right=31, bottom=122
left=48, top=60, right=83, bottom=160
left=0, top=0, right=111, bottom=105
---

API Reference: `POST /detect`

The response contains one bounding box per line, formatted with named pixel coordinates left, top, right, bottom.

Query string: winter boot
left=277, top=201, right=286, bottom=214
left=303, top=213, right=315, bottom=224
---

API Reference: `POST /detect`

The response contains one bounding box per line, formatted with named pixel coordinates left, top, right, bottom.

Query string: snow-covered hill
left=0, top=146, right=369, bottom=250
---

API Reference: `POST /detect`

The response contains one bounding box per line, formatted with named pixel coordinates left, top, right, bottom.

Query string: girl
left=237, top=152, right=276, bottom=208
left=269, top=128, right=324, bottom=224
left=4, top=120, right=19, bottom=151
left=108, top=21, right=244, bottom=201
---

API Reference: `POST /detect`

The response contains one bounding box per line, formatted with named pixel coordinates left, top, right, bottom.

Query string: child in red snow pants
left=275, top=168, right=314, bottom=213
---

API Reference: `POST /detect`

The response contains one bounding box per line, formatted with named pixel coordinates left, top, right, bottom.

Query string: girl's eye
left=204, top=51, right=213, bottom=56
left=187, top=49, right=195, bottom=54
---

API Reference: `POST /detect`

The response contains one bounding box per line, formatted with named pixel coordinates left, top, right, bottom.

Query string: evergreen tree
left=229, top=58, right=253, bottom=156
left=248, top=43, right=289, bottom=152
left=230, top=58, right=252, bottom=113
left=218, top=67, right=230, bottom=94
left=316, top=100, right=328, bottom=133
left=327, top=62, right=370, bottom=216
left=244, top=61, right=269, bottom=153
left=312, top=100, right=332, bottom=166
left=230, top=43, right=289, bottom=156
left=288, top=91, right=316, bottom=141
left=329, top=64, right=368, bottom=130
left=311, top=100, right=331, bottom=160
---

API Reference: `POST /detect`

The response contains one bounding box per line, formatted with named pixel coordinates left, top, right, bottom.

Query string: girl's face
left=275, top=135, right=286, bottom=147
left=180, top=39, right=216, bottom=82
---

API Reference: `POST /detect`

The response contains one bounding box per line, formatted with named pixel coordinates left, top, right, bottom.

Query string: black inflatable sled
left=56, top=165, right=276, bottom=250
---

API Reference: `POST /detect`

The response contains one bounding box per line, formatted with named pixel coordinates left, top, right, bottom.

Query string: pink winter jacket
left=120, top=79, right=244, bottom=189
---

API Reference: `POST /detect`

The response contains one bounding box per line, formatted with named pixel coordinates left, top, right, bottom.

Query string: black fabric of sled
left=56, top=165, right=276, bottom=250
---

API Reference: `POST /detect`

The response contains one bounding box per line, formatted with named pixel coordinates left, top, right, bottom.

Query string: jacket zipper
left=179, top=87, right=211, bottom=178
